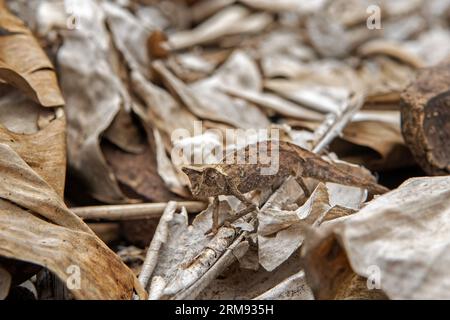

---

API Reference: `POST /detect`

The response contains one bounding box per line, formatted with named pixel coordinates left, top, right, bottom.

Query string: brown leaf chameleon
left=182, top=140, right=389, bottom=234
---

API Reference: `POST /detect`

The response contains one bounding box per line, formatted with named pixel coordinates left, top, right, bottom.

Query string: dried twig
left=312, top=92, right=365, bottom=154
left=148, top=276, right=166, bottom=300
left=71, top=201, right=207, bottom=221
left=139, top=201, right=178, bottom=291
left=172, top=226, right=252, bottom=300
left=253, top=270, right=313, bottom=300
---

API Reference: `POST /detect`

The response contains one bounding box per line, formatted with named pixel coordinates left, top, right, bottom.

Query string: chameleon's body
left=182, top=140, right=389, bottom=233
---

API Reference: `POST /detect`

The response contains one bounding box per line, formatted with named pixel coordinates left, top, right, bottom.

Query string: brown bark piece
left=401, top=65, right=450, bottom=175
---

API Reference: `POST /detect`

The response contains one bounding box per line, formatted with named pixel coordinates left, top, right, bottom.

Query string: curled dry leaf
left=303, top=176, right=450, bottom=299
left=340, top=119, right=412, bottom=170
left=144, top=201, right=220, bottom=298
left=143, top=191, right=268, bottom=299
left=0, top=2, right=146, bottom=300
left=139, top=201, right=178, bottom=291
left=221, top=85, right=324, bottom=121
left=358, top=39, right=425, bottom=68
left=154, top=129, right=190, bottom=197
left=0, top=143, right=145, bottom=299
left=102, top=2, right=151, bottom=76
left=58, top=0, right=129, bottom=203
left=167, top=5, right=272, bottom=51
left=102, top=139, right=176, bottom=202
left=264, top=66, right=356, bottom=115
left=257, top=30, right=316, bottom=78
left=0, top=87, right=44, bottom=134
left=357, top=57, right=415, bottom=100
left=258, top=178, right=365, bottom=272
left=154, top=51, right=270, bottom=129
left=0, top=3, right=64, bottom=107
left=0, top=112, right=66, bottom=196
left=258, top=180, right=328, bottom=271
left=131, top=70, right=198, bottom=141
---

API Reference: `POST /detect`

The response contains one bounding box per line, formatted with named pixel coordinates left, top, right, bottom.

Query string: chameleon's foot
left=204, top=213, right=237, bottom=236
left=204, top=205, right=258, bottom=235
left=223, top=204, right=257, bottom=226
left=205, top=196, right=221, bottom=236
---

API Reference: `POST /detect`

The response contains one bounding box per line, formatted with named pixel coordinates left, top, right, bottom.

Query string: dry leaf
left=58, top=0, right=129, bottom=203
left=154, top=51, right=270, bottom=129
left=103, top=2, right=151, bottom=77
left=167, top=6, right=272, bottom=50
left=0, top=114, right=66, bottom=196
left=303, top=176, right=450, bottom=299
left=0, top=3, right=64, bottom=107
left=102, top=140, right=176, bottom=202
left=0, top=143, right=145, bottom=299
left=258, top=182, right=330, bottom=271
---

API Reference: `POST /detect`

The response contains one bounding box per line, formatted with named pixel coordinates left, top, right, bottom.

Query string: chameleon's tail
left=304, top=156, right=389, bottom=195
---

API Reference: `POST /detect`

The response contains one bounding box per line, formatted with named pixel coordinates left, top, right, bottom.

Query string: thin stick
left=71, top=201, right=207, bottom=221
left=312, top=92, right=365, bottom=154
left=173, top=229, right=251, bottom=300
left=139, top=201, right=177, bottom=290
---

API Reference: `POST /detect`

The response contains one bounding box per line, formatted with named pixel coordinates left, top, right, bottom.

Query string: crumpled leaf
left=257, top=30, right=316, bottom=78
left=102, top=1, right=151, bottom=77
left=167, top=6, right=272, bottom=50
left=264, top=65, right=357, bottom=114
left=144, top=201, right=218, bottom=298
left=0, top=143, right=145, bottom=299
left=359, top=29, right=450, bottom=68
left=258, top=176, right=365, bottom=272
left=102, top=139, right=176, bottom=202
left=154, top=51, right=270, bottom=129
left=131, top=70, right=198, bottom=142
left=58, top=0, right=129, bottom=203
left=340, top=118, right=413, bottom=170
left=0, top=87, right=50, bottom=134
left=258, top=181, right=329, bottom=271
left=153, top=129, right=189, bottom=197
left=0, top=3, right=64, bottom=107
left=0, top=114, right=66, bottom=196
left=222, top=85, right=323, bottom=121
left=303, top=176, right=450, bottom=299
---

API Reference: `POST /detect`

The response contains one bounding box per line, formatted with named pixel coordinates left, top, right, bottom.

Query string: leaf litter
left=1, top=0, right=450, bottom=300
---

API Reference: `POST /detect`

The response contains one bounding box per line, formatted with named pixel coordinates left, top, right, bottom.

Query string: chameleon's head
left=182, top=165, right=227, bottom=198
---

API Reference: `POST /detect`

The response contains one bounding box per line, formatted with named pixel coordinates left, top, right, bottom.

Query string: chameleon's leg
left=295, top=176, right=310, bottom=197
left=206, top=179, right=257, bottom=234
left=226, top=178, right=254, bottom=207
left=211, top=196, right=220, bottom=234
left=223, top=178, right=257, bottom=225
left=223, top=204, right=257, bottom=226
